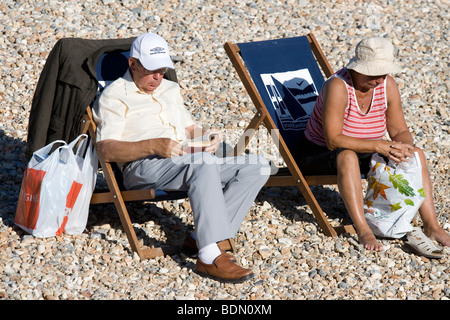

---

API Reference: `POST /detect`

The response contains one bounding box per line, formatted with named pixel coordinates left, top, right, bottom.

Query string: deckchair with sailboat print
left=224, top=33, right=356, bottom=237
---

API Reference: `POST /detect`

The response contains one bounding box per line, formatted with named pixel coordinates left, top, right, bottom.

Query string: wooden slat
left=266, top=174, right=337, bottom=187
left=233, top=111, right=266, bottom=157
left=90, top=189, right=156, bottom=204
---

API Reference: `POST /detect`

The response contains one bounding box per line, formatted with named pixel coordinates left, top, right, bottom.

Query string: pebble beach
left=0, top=0, right=449, bottom=302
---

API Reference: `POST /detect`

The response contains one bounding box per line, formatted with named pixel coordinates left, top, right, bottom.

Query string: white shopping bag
left=64, top=134, right=98, bottom=234
left=15, top=134, right=97, bottom=237
left=364, top=152, right=425, bottom=238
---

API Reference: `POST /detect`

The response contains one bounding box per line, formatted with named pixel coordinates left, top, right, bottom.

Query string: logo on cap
left=149, top=47, right=166, bottom=55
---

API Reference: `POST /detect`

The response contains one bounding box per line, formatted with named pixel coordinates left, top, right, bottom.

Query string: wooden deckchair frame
left=224, top=33, right=355, bottom=237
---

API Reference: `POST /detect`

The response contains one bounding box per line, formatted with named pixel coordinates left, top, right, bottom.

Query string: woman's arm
left=384, top=75, right=415, bottom=162
left=385, top=76, right=414, bottom=145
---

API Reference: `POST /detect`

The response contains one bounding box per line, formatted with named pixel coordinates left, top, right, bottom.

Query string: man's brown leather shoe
left=195, top=252, right=254, bottom=283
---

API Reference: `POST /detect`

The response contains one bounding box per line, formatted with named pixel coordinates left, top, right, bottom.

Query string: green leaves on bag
left=367, top=162, right=426, bottom=213
left=389, top=173, right=415, bottom=197
left=386, top=172, right=424, bottom=212
left=389, top=198, right=420, bottom=212
left=418, top=188, right=425, bottom=198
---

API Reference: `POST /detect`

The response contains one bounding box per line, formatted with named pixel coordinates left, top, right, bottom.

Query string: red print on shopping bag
left=55, top=181, right=83, bottom=236
left=15, top=168, right=47, bottom=230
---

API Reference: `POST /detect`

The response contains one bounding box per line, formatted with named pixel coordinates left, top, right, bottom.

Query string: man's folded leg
left=123, top=153, right=233, bottom=248
left=123, top=153, right=263, bottom=283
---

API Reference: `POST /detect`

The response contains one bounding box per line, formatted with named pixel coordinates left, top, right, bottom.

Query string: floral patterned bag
left=364, top=152, right=425, bottom=238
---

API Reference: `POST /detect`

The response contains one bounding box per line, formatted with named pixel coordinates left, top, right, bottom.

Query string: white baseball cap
left=346, top=37, right=401, bottom=76
left=130, top=32, right=175, bottom=71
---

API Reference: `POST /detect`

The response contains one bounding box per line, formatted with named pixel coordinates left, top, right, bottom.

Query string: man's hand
left=204, top=128, right=221, bottom=154
left=150, top=138, right=186, bottom=158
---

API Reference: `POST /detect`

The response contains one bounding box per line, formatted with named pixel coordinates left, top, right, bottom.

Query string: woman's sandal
left=404, top=227, right=444, bottom=259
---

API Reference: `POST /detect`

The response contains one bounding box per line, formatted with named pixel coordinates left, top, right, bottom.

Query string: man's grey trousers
left=123, top=152, right=270, bottom=249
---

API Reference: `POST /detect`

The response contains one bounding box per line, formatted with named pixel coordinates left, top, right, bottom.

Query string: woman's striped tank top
left=304, top=68, right=387, bottom=147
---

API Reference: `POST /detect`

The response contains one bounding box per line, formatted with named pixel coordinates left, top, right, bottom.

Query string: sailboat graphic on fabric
left=261, top=69, right=318, bottom=131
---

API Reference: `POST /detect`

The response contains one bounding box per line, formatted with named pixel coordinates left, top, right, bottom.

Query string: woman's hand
left=377, top=140, right=414, bottom=163
left=388, top=141, right=415, bottom=163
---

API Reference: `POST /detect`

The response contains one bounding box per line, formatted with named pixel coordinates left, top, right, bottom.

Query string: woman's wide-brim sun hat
left=346, top=37, right=401, bottom=76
